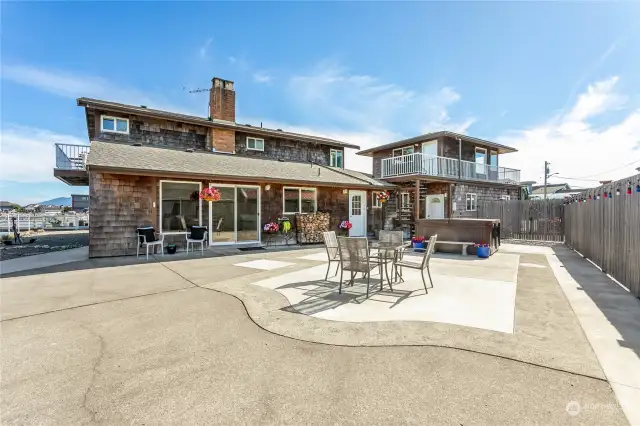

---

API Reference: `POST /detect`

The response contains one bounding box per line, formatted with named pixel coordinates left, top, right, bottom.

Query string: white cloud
left=0, top=125, right=87, bottom=183
left=1, top=64, right=199, bottom=115
left=253, top=72, right=272, bottom=83
left=288, top=62, right=474, bottom=135
left=498, top=76, right=640, bottom=188
left=199, top=37, right=213, bottom=58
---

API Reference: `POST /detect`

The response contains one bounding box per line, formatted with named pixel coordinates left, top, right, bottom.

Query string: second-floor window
left=101, top=115, right=129, bottom=134
left=330, top=149, right=343, bottom=168
left=247, top=137, right=265, bottom=151
left=393, top=146, right=414, bottom=157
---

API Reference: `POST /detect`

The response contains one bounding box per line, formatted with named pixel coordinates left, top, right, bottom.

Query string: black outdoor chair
left=186, top=226, right=208, bottom=255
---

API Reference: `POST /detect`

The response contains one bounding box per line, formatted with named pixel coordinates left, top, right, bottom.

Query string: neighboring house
left=54, top=77, right=392, bottom=257
left=0, top=201, right=18, bottom=212
left=529, top=183, right=586, bottom=200
left=356, top=132, right=521, bottom=232
left=71, top=194, right=89, bottom=211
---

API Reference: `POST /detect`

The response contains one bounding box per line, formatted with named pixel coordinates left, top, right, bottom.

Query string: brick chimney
left=208, top=77, right=236, bottom=153
left=209, top=77, right=235, bottom=122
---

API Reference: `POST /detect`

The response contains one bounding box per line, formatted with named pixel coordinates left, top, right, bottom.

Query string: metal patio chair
left=378, top=230, right=406, bottom=278
left=322, top=231, right=340, bottom=280
left=186, top=226, right=208, bottom=255
left=393, top=234, right=438, bottom=294
left=137, top=227, right=164, bottom=260
left=337, top=236, right=384, bottom=298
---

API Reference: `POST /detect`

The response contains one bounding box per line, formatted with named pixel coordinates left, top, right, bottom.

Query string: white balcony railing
left=55, top=143, right=89, bottom=170
left=380, top=153, right=520, bottom=184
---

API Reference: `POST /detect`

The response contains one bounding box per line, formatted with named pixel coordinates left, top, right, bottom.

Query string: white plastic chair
left=137, top=227, right=164, bottom=260
left=186, top=226, right=208, bottom=255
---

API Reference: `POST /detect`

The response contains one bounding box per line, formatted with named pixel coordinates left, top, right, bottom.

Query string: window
left=101, top=115, right=129, bottom=134
left=465, top=193, right=477, bottom=211
left=160, top=181, right=202, bottom=232
left=501, top=195, right=511, bottom=201
left=247, top=137, right=264, bottom=151
left=283, top=187, right=317, bottom=214
left=330, top=149, right=343, bottom=168
left=490, top=150, right=498, bottom=170
left=351, top=195, right=362, bottom=216
left=475, top=147, right=487, bottom=175
left=400, top=193, right=410, bottom=209
left=372, top=192, right=382, bottom=208
left=393, top=146, right=414, bottom=157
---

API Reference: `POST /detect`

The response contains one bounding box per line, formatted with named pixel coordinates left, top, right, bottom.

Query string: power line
left=564, top=159, right=640, bottom=179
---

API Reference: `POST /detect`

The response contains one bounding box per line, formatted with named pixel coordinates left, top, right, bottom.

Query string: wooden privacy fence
left=564, top=173, right=640, bottom=297
left=477, top=199, right=565, bottom=242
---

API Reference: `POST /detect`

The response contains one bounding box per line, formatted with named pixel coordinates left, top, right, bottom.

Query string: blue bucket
left=477, top=246, right=490, bottom=258
left=413, top=241, right=425, bottom=252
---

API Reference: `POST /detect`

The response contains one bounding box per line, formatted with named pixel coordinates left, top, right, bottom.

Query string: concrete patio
left=1, top=243, right=638, bottom=424
left=251, top=251, right=519, bottom=333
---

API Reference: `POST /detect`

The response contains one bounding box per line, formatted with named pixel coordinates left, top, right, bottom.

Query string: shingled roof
left=86, top=141, right=392, bottom=189
left=77, top=98, right=360, bottom=150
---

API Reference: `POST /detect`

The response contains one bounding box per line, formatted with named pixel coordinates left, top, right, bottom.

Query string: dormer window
left=247, top=137, right=264, bottom=151
left=101, top=115, right=129, bottom=134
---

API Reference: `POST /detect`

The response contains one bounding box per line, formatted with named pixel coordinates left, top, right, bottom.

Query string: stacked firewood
left=295, top=212, right=330, bottom=243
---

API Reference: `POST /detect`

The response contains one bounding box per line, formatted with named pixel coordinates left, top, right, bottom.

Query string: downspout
left=457, top=137, right=462, bottom=180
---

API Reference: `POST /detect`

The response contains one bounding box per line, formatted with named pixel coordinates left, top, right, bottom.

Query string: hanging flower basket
left=375, top=191, right=390, bottom=203
left=199, top=187, right=221, bottom=202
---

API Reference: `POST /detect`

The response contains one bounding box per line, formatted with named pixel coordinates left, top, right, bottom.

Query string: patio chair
left=186, top=226, right=208, bottom=255
left=378, top=230, right=407, bottom=277
left=337, top=236, right=384, bottom=297
left=137, top=227, right=164, bottom=260
left=322, top=231, right=340, bottom=280
left=393, top=234, right=438, bottom=294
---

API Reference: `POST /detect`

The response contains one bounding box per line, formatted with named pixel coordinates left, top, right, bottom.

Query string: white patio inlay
left=234, top=259, right=294, bottom=270
left=250, top=253, right=519, bottom=333
left=296, top=253, right=329, bottom=262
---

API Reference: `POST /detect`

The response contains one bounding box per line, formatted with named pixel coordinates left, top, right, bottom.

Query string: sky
left=1, top=2, right=640, bottom=205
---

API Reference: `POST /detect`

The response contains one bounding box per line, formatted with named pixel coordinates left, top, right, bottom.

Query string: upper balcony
left=53, top=143, right=90, bottom=186
left=380, top=153, right=520, bottom=185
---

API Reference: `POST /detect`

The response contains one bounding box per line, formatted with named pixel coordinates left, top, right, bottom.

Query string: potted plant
left=263, top=221, right=280, bottom=234
left=475, top=243, right=490, bottom=258
left=412, top=235, right=426, bottom=251
left=167, top=244, right=177, bottom=254
left=338, top=220, right=352, bottom=236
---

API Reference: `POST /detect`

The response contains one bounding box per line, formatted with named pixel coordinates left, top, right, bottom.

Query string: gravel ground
left=0, top=230, right=88, bottom=261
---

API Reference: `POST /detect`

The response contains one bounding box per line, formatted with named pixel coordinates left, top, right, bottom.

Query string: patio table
left=369, top=241, right=407, bottom=289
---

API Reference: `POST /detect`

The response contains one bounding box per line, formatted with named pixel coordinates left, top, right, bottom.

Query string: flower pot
left=413, top=241, right=425, bottom=252
left=167, top=244, right=177, bottom=255
left=477, top=246, right=490, bottom=258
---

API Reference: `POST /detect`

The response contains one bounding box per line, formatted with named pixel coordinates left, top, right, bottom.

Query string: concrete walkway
left=0, top=246, right=88, bottom=275
left=1, top=246, right=633, bottom=424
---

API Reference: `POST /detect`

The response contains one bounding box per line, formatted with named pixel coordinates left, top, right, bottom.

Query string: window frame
left=501, top=194, right=511, bottom=201
left=393, top=146, right=414, bottom=157
left=465, top=193, right=478, bottom=212
left=246, top=137, right=265, bottom=151
left=100, top=115, right=130, bottom=134
left=400, top=192, right=410, bottom=209
left=330, top=149, right=344, bottom=168
left=372, top=192, right=382, bottom=208
left=159, top=180, right=202, bottom=234
left=282, top=186, right=317, bottom=215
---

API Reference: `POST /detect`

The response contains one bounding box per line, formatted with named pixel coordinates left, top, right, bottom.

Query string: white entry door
left=425, top=194, right=445, bottom=219
left=348, top=190, right=366, bottom=236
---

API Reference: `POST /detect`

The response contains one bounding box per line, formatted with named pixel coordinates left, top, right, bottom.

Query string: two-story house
left=54, top=77, right=392, bottom=257
left=356, top=132, right=521, bottom=234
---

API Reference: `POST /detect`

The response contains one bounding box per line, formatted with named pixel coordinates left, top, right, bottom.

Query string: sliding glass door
left=209, top=184, right=261, bottom=245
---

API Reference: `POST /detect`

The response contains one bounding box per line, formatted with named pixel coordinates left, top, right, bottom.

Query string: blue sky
left=2, top=2, right=640, bottom=204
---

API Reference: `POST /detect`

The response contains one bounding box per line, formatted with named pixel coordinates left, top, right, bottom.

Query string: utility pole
left=544, top=161, right=550, bottom=200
